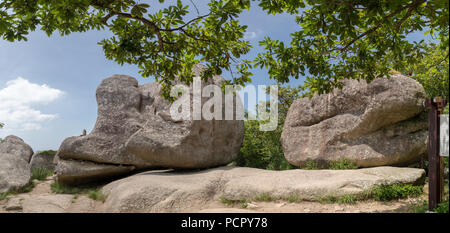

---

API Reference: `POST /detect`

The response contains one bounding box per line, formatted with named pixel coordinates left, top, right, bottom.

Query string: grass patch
left=300, top=159, right=358, bottom=170
left=284, top=194, right=303, bottom=203
left=38, top=150, right=57, bottom=156
left=0, top=182, right=35, bottom=201
left=371, top=184, right=422, bottom=201
left=409, top=182, right=448, bottom=213
left=31, top=167, right=53, bottom=181
left=410, top=200, right=449, bottom=213
left=218, top=184, right=424, bottom=207
left=220, top=193, right=304, bottom=207
left=88, top=189, right=107, bottom=202
left=0, top=192, right=10, bottom=201
left=50, top=182, right=108, bottom=202
left=434, top=200, right=449, bottom=213
left=15, top=182, right=35, bottom=194
left=50, top=182, right=85, bottom=194
left=321, top=194, right=359, bottom=204
left=302, top=160, right=322, bottom=170
left=254, top=193, right=275, bottom=202
left=220, top=197, right=247, bottom=206
left=328, top=159, right=359, bottom=170
left=320, top=184, right=423, bottom=204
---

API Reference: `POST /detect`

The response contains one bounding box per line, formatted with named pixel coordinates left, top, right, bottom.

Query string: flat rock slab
left=101, top=166, right=425, bottom=213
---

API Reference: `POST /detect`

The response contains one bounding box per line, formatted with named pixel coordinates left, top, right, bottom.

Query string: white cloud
left=0, top=77, right=64, bottom=132
left=244, top=29, right=264, bottom=40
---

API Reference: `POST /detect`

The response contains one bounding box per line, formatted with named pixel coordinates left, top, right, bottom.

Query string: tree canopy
left=399, top=42, right=449, bottom=101
left=1, top=0, right=448, bottom=97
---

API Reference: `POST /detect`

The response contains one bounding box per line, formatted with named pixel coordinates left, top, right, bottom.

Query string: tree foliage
left=399, top=41, right=449, bottom=101
left=1, top=0, right=448, bottom=97
left=255, top=0, right=449, bottom=94
left=234, top=85, right=301, bottom=170
left=0, top=0, right=253, bottom=99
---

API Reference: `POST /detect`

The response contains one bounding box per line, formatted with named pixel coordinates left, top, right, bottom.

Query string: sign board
left=440, top=114, right=449, bottom=157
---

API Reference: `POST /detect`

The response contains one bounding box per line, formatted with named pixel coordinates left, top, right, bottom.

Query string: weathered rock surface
left=281, top=74, right=427, bottom=167
left=125, top=65, right=244, bottom=168
left=56, top=64, right=244, bottom=184
left=55, top=159, right=135, bottom=184
left=0, top=135, right=34, bottom=193
left=30, top=151, right=57, bottom=172
left=101, top=166, right=425, bottom=213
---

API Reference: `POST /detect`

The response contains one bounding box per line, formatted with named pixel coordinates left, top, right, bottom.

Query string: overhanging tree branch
left=340, top=0, right=426, bottom=52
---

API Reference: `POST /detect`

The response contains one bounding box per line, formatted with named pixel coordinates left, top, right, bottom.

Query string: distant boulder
left=30, top=150, right=57, bottom=172
left=0, top=135, right=33, bottom=193
left=281, top=74, right=428, bottom=167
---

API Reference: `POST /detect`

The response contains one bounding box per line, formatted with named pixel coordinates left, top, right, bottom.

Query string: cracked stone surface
left=101, top=166, right=425, bottom=213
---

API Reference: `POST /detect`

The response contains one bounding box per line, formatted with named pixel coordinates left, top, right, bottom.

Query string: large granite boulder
left=125, top=65, right=244, bottom=168
left=281, top=74, right=427, bottom=167
left=0, top=135, right=34, bottom=193
left=56, top=64, right=244, bottom=184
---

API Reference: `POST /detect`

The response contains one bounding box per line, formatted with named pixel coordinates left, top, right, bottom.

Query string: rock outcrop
left=101, top=166, right=426, bottom=213
left=0, top=135, right=34, bottom=193
left=281, top=74, right=427, bottom=167
left=56, top=64, right=244, bottom=184
left=30, top=150, right=57, bottom=172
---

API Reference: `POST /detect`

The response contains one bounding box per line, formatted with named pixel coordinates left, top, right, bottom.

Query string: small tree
left=399, top=42, right=449, bottom=101
left=234, top=85, right=302, bottom=170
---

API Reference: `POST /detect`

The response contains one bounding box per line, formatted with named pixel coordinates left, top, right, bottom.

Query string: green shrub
left=88, top=189, right=107, bottom=202
left=50, top=182, right=83, bottom=194
left=220, top=198, right=246, bottom=206
left=254, top=193, right=275, bottom=202
left=301, top=160, right=323, bottom=170
left=0, top=192, right=9, bottom=201
left=299, top=159, right=358, bottom=170
left=371, top=184, right=423, bottom=201
left=234, top=120, right=294, bottom=170
left=336, top=194, right=358, bottom=204
left=31, top=167, right=53, bottom=181
left=328, top=159, right=358, bottom=170
left=17, top=182, right=35, bottom=193
left=38, top=150, right=57, bottom=156
left=434, top=200, right=449, bottom=213
left=411, top=200, right=449, bottom=213
left=233, top=86, right=302, bottom=171
left=0, top=182, right=35, bottom=201
left=320, top=184, right=423, bottom=204
left=284, top=194, right=302, bottom=203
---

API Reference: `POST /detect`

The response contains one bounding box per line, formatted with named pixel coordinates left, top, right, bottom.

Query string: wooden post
left=426, top=97, right=447, bottom=211
left=426, top=98, right=440, bottom=211
left=436, top=97, right=447, bottom=204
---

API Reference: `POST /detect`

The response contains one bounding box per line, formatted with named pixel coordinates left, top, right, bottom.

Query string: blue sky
left=0, top=1, right=431, bottom=151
